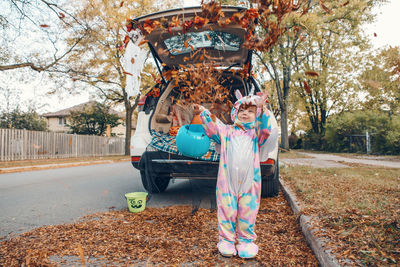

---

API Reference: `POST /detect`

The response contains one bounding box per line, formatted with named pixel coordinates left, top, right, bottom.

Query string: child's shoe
left=217, top=239, right=237, bottom=257
left=236, top=241, right=258, bottom=259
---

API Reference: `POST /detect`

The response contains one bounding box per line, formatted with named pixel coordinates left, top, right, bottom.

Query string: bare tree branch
left=0, top=33, right=86, bottom=72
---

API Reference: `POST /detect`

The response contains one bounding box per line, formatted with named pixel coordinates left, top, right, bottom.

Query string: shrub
left=0, top=109, right=47, bottom=131
left=303, top=131, right=324, bottom=150
left=324, top=111, right=400, bottom=155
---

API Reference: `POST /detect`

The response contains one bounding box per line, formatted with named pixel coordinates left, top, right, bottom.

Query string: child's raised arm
left=255, top=92, right=272, bottom=146
left=193, top=104, right=224, bottom=144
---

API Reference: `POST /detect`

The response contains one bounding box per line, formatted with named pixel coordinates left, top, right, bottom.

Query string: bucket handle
left=124, top=193, right=151, bottom=203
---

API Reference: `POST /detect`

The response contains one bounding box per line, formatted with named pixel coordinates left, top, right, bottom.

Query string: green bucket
left=125, top=192, right=148, bottom=213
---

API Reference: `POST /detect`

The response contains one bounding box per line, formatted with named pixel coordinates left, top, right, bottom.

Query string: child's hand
left=192, top=103, right=205, bottom=115
left=255, top=91, right=268, bottom=108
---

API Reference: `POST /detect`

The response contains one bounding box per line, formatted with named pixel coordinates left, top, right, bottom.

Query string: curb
left=279, top=179, right=341, bottom=267
left=0, top=159, right=129, bottom=174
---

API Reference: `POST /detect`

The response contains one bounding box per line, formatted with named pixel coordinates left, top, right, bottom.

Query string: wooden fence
left=0, top=128, right=125, bottom=161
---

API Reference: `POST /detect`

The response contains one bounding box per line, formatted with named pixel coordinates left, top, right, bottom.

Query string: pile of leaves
left=0, top=192, right=317, bottom=266
left=281, top=165, right=400, bottom=266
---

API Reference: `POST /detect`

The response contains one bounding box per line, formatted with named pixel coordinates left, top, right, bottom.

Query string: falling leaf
left=130, top=58, right=135, bottom=64
left=33, top=144, right=41, bottom=149
left=184, top=38, right=192, bottom=49
left=374, top=32, right=377, bottom=37
left=303, top=80, right=311, bottom=94
left=77, top=243, right=85, bottom=266
left=138, top=39, right=148, bottom=46
left=340, top=1, right=350, bottom=7
left=319, top=0, right=332, bottom=14
left=120, top=1, right=124, bottom=7
left=58, top=12, right=65, bottom=19
left=40, top=24, right=50, bottom=28
left=365, top=79, right=381, bottom=89
left=305, top=71, right=319, bottom=77
left=157, top=48, right=169, bottom=56
left=210, top=114, right=216, bottom=122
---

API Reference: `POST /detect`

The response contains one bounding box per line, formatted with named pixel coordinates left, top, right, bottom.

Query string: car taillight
left=260, top=158, right=275, bottom=165
left=131, top=156, right=141, bottom=162
left=138, top=96, right=147, bottom=106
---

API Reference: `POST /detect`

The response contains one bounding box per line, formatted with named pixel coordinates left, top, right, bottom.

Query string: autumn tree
left=359, top=46, right=400, bottom=117
left=289, top=2, right=380, bottom=148
left=54, top=0, right=178, bottom=154
left=256, top=0, right=386, bottom=149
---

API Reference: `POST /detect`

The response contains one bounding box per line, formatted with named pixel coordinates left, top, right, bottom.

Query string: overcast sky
left=2, top=0, right=399, bottom=113
left=365, top=0, right=400, bottom=49
left=183, top=0, right=400, bottom=49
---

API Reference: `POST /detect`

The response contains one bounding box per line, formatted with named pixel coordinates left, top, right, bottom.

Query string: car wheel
left=261, top=160, right=279, bottom=198
left=140, top=169, right=170, bottom=193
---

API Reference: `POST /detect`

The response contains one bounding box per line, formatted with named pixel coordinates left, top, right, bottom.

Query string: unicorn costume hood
left=230, top=90, right=263, bottom=129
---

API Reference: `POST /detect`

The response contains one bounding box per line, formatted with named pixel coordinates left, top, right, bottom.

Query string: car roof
left=134, top=6, right=247, bottom=23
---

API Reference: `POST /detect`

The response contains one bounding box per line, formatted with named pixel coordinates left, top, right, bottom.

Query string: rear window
left=164, top=31, right=242, bottom=55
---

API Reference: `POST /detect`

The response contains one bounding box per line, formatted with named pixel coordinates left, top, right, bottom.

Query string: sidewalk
left=281, top=151, right=400, bottom=168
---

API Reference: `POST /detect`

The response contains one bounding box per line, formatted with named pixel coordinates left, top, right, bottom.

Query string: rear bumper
left=132, top=151, right=276, bottom=178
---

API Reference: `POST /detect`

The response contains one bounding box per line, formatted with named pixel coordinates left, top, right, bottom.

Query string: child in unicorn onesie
left=195, top=90, right=271, bottom=259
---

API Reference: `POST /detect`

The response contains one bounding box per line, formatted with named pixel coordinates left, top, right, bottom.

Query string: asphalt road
left=0, top=162, right=216, bottom=238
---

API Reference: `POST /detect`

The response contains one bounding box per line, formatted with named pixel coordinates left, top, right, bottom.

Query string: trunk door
left=134, top=6, right=250, bottom=69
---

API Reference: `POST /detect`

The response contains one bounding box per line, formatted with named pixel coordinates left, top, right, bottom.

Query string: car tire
left=261, top=160, right=279, bottom=198
left=140, top=169, right=170, bottom=193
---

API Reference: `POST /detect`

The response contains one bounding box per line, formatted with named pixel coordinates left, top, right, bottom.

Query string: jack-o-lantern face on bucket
left=129, top=199, right=143, bottom=209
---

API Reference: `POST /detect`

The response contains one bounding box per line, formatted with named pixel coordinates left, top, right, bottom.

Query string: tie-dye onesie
left=199, top=94, right=271, bottom=258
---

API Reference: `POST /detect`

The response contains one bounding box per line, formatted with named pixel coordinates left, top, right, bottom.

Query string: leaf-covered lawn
left=281, top=165, right=400, bottom=266
left=0, top=192, right=317, bottom=266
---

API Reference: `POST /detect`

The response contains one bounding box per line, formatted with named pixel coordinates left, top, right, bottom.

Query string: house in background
left=42, top=101, right=133, bottom=137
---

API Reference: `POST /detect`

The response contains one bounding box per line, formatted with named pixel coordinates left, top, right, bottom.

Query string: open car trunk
left=133, top=6, right=251, bottom=70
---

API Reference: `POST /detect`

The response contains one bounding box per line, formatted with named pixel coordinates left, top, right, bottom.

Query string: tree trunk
left=280, top=107, right=289, bottom=149
left=124, top=106, right=133, bottom=156
left=123, top=96, right=140, bottom=156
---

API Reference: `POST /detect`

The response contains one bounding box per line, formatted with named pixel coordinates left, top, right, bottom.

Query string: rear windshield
left=164, top=31, right=242, bottom=55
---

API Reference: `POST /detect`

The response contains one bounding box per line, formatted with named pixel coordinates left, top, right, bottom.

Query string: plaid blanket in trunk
left=149, top=130, right=220, bottom=161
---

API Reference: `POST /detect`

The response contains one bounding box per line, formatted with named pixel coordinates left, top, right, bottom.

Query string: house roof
left=42, top=101, right=121, bottom=118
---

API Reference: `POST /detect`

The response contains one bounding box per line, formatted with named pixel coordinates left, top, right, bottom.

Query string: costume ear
left=235, top=90, right=243, bottom=100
